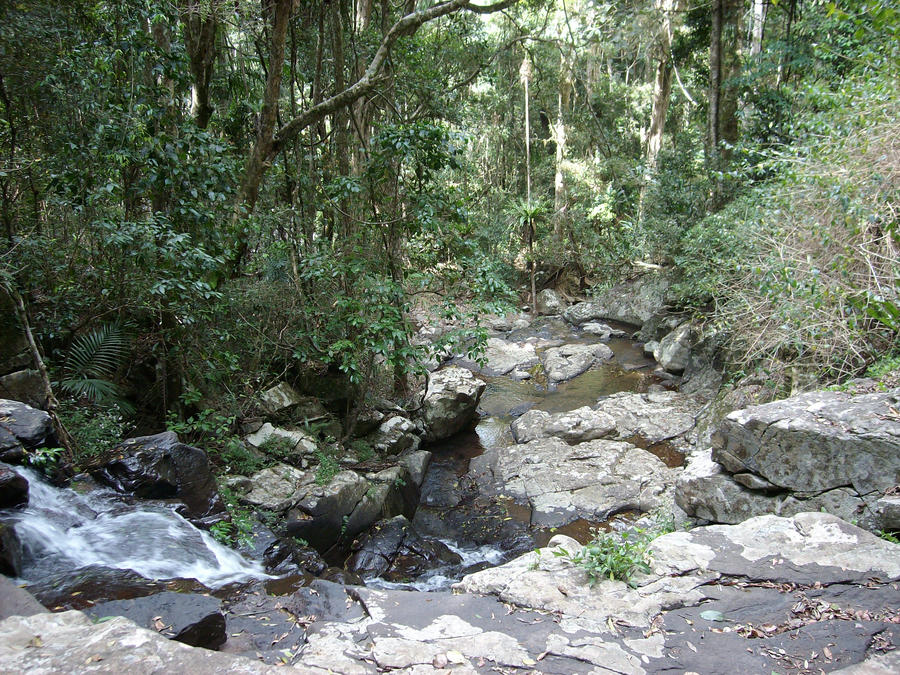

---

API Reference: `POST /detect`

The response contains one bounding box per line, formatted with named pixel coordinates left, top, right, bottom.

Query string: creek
left=3, top=318, right=665, bottom=603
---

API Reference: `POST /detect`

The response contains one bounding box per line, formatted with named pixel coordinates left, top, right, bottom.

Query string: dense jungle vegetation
left=0, top=0, right=897, bottom=463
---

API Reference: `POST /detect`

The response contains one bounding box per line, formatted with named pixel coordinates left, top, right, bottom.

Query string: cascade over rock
left=92, top=431, right=225, bottom=524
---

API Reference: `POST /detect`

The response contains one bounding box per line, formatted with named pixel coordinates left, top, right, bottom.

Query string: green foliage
left=58, top=322, right=133, bottom=413
left=57, top=401, right=130, bottom=463
left=213, top=487, right=254, bottom=548
left=878, top=530, right=900, bottom=545
left=24, top=447, right=64, bottom=470
left=350, top=439, right=375, bottom=462
left=257, top=435, right=298, bottom=462
left=866, top=354, right=900, bottom=380
left=555, top=529, right=653, bottom=587
left=314, top=450, right=340, bottom=486
left=167, top=408, right=265, bottom=475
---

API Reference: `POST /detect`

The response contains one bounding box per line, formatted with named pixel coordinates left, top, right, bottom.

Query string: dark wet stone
left=0, top=426, right=24, bottom=463
left=0, top=464, right=28, bottom=508
left=263, top=538, right=328, bottom=576
left=346, top=515, right=461, bottom=581
left=92, top=431, right=225, bottom=523
left=84, top=591, right=226, bottom=650
left=27, top=565, right=210, bottom=610
left=0, top=520, right=23, bottom=576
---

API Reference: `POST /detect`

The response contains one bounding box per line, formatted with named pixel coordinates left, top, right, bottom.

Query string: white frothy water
left=6, top=466, right=266, bottom=588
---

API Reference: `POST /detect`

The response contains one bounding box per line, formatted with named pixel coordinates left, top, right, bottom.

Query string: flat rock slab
left=712, top=388, right=900, bottom=495
left=471, top=437, right=674, bottom=527
left=541, top=343, right=613, bottom=383
left=0, top=610, right=315, bottom=674
left=594, top=390, right=702, bottom=445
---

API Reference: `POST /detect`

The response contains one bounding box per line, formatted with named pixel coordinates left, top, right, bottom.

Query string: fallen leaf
left=824, top=647, right=833, bottom=660
left=27, top=636, right=43, bottom=648
left=445, top=650, right=467, bottom=664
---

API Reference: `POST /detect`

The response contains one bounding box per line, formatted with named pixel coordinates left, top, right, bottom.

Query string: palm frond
left=58, top=321, right=133, bottom=412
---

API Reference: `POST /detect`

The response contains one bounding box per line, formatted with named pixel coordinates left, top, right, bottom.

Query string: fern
left=59, top=321, right=133, bottom=412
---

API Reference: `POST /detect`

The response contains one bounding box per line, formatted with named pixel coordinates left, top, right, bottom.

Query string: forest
left=0, top=0, right=897, bottom=464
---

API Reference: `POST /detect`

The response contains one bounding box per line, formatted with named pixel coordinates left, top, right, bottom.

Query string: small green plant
left=213, top=487, right=254, bottom=547
left=315, top=450, right=340, bottom=485
left=878, top=530, right=899, bottom=545
left=554, top=529, right=653, bottom=587
left=167, top=408, right=267, bottom=474
left=25, top=446, right=64, bottom=470
left=866, top=354, right=900, bottom=380
left=258, top=435, right=297, bottom=461
left=350, top=439, right=374, bottom=462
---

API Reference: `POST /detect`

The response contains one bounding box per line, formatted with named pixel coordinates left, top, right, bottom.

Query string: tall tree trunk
left=520, top=55, right=536, bottom=312
left=180, top=0, right=220, bottom=129
left=553, top=58, right=572, bottom=239
left=750, top=0, right=767, bottom=56
left=229, top=0, right=294, bottom=276
left=707, top=0, right=723, bottom=166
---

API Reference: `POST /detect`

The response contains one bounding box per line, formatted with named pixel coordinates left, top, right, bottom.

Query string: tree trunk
left=180, top=0, right=220, bottom=129
left=751, top=0, right=767, bottom=56
left=707, top=0, right=723, bottom=166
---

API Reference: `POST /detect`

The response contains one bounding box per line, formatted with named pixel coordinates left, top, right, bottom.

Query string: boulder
left=420, top=367, right=485, bottom=441
left=243, top=423, right=318, bottom=457
left=510, top=407, right=616, bottom=445
left=878, top=494, right=900, bottom=531
left=581, top=321, right=626, bottom=339
left=0, top=426, right=23, bottom=463
left=0, top=521, right=23, bottom=576
left=0, top=464, right=28, bottom=508
left=563, top=273, right=671, bottom=327
left=346, top=515, right=461, bottom=581
left=236, top=464, right=311, bottom=512
left=397, top=450, right=431, bottom=487
left=0, top=289, right=30, bottom=377
left=258, top=382, right=305, bottom=416
left=712, top=389, right=900, bottom=495
left=92, top=432, right=225, bottom=523
left=0, top=611, right=293, bottom=674
left=0, top=399, right=55, bottom=449
left=263, top=538, right=328, bottom=576
left=366, top=416, right=420, bottom=455
left=286, top=470, right=370, bottom=550
left=653, top=322, right=693, bottom=374
left=0, top=370, right=45, bottom=409
left=540, top=343, right=613, bottom=383
left=477, top=338, right=540, bottom=376
left=593, top=390, right=701, bottom=445
left=472, top=437, right=674, bottom=527
left=0, top=574, right=46, bottom=620
left=535, top=289, right=563, bottom=315
left=83, top=591, right=226, bottom=650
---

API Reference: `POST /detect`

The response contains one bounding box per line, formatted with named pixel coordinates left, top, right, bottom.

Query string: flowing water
left=4, top=466, right=266, bottom=588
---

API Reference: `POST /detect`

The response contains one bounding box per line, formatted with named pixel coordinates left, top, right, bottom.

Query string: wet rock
left=473, top=437, right=674, bottom=527
left=366, top=415, right=420, bottom=455
left=0, top=370, right=45, bottom=409
left=243, top=423, right=317, bottom=457
left=263, top=537, right=328, bottom=576
left=0, top=399, right=55, bottom=449
left=286, top=470, right=370, bottom=551
left=0, top=574, right=46, bottom=620
left=535, top=289, right=563, bottom=315
left=0, top=464, right=28, bottom=507
left=0, top=521, right=23, bottom=576
left=510, top=406, right=616, bottom=445
left=653, top=322, right=693, bottom=374
left=420, top=367, right=485, bottom=441
left=712, top=389, right=900, bottom=495
left=84, top=591, right=226, bottom=650
left=582, top=321, right=625, bottom=338
left=0, top=426, right=23, bottom=463
left=339, top=465, right=418, bottom=545
left=27, top=565, right=210, bottom=611
left=540, top=343, right=613, bottom=383
left=93, top=432, right=225, bottom=523
left=0, top=610, right=292, bottom=674
left=346, top=515, right=461, bottom=581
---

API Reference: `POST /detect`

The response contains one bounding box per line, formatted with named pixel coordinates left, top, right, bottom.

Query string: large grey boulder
left=0, top=399, right=54, bottom=449
left=540, top=343, right=613, bottom=383
left=243, top=423, right=318, bottom=457
left=234, top=463, right=312, bottom=512
left=472, top=437, right=674, bottom=527
left=420, top=367, right=485, bottom=441
left=0, top=611, right=303, bottom=674
left=563, top=273, right=672, bottom=327
left=510, top=406, right=616, bottom=445
left=479, top=337, right=540, bottom=376
left=0, top=370, right=45, bottom=409
left=653, top=322, right=693, bottom=374
left=535, top=288, right=563, bottom=315
left=713, top=389, right=900, bottom=495
left=366, top=415, right=420, bottom=455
